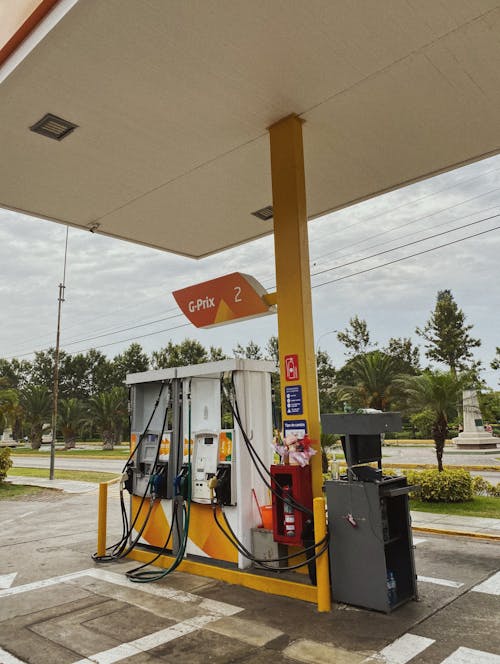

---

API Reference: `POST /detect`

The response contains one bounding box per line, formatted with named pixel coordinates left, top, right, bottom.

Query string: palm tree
left=58, top=398, right=85, bottom=449
left=396, top=371, right=461, bottom=471
left=336, top=351, right=403, bottom=411
left=0, top=379, right=19, bottom=434
left=86, top=387, right=127, bottom=450
left=19, top=385, right=52, bottom=450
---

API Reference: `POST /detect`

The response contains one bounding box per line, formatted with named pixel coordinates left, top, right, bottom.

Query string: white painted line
left=374, top=634, right=435, bottom=664
left=472, top=571, right=500, bottom=596
left=85, top=569, right=242, bottom=616
left=73, top=615, right=220, bottom=664
left=440, top=646, right=500, bottom=663
left=412, top=537, right=427, bottom=545
left=0, top=573, right=17, bottom=589
left=0, top=569, right=88, bottom=598
left=0, top=568, right=242, bottom=616
left=0, top=567, right=243, bottom=664
left=75, top=643, right=141, bottom=664
left=417, top=575, right=463, bottom=588
left=0, top=647, right=26, bottom=663
left=18, top=512, right=34, bottom=519
left=198, top=597, right=243, bottom=616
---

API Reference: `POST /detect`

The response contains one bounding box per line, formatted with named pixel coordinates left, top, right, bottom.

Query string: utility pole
left=49, top=228, right=69, bottom=481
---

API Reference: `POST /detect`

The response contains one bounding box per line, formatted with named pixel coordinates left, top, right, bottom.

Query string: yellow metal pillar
left=313, top=496, right=331, bottom=612
left=269, top=114, right=322, bottom=499
left=97, top=481, right=108, bottom=557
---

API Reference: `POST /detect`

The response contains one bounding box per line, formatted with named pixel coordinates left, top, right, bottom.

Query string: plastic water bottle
left=387, top=571, right=397, bottom=607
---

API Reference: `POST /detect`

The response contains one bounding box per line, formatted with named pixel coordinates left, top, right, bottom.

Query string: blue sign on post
left=285, top=385, right=303, bottom=415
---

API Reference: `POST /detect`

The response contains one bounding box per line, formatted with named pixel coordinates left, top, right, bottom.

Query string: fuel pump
left=192, top=431, right=219, bottom=503
left=125, top=359, right=275, bottom=569
left=129, top=380, right=172, bottom=500
left=97, top=359, right=327, bottom=582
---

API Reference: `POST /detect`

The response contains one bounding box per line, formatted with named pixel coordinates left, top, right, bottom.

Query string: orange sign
left=173, top=272, right=275, bottom=328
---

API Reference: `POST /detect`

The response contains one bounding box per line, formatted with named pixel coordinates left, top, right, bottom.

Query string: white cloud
left=0, top=154, right=499, bottom=386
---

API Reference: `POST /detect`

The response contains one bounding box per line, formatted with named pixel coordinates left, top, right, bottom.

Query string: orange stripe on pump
left=188, top=504, right=238, bottom=563
left=131, top=496, right=172, bottom=549
left=130, top=497, right=238, bottom=563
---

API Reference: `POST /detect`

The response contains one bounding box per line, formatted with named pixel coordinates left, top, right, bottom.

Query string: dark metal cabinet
left=325, top=478, right=418, bottom=613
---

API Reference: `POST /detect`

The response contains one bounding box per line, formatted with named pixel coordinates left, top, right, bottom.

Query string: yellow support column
left=269, top=114, right=322, bottom=499
left=313, top=497, right=331, bottom=612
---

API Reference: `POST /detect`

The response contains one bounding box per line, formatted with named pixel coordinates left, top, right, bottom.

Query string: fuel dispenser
left=126, top=359, right=275, bottom=570
left=94, top=358, right=321, bottom=585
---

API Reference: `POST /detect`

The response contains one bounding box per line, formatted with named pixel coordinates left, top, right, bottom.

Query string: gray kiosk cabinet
left=322, top=412, right=418, bottom=613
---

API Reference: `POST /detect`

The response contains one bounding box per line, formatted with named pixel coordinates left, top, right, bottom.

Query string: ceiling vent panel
left=251, top=205, right=273, bottom=221
left=30, top=113, right=78, bottom=141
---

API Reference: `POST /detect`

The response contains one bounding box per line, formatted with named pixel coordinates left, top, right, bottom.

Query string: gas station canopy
left=1, top=1, right=499, bottom=258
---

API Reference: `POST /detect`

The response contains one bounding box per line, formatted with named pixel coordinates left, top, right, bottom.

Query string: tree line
left=0, top=290, right=499, bottom=468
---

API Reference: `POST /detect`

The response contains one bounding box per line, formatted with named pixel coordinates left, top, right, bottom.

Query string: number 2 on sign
left=234, top=286, right=242, bottom=302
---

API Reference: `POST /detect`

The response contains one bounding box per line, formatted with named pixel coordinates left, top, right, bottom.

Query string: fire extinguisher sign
left=284, top=354, right=299, bottom=381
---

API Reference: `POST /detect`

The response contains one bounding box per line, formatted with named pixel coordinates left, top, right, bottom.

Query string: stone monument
left=453, top=389, right=498, bottom=449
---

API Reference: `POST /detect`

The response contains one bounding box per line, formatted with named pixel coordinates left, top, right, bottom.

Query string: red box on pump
left=270, top=465, right=313, bottom=546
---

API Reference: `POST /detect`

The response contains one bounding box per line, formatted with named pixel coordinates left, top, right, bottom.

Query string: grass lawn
left=410, top=496, right=500, bottom=519
left=11, top=447, right=129, bottom=459
left=0, top=483, right=50, bottom=499
left=7, top=467, right=120, bottom=483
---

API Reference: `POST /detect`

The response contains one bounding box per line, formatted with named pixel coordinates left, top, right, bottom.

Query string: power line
left=310, top=212, right=500, bottom=279
left=61, top=312, right=183, bottom=348
left=65, top=322, right=191, bottom=356
left=4, top=222, right=497, bottom=360
left=4, top=312, right=185, bottom=360
left=4, top=299, right=182, bottom=355
left=311, top=202, right=500, bottom=275
left=311, top=224, right=500, bottom=291
left=312, top=162, right=500, bottom=236
left=310, top=184, right=500, bottom=266
left=7, top=172, right=500, bottom=356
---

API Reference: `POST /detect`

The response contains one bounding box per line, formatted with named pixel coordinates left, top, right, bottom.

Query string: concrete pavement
left=0, top=481, right=499, bottom=663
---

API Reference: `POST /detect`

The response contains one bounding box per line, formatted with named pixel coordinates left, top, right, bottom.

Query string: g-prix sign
left=173, top=272, right=275, bottom=328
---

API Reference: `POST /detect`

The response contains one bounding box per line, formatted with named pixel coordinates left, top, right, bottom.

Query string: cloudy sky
left=1, top=153, right=499, bottom=387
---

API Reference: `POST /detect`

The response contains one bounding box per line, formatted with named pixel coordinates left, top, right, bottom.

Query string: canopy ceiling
left=1, top=1, right=499, bottom=257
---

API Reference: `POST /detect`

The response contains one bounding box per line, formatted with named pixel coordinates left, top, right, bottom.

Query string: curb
left=412, top=526, right=500, bottom=541
left=383, top=463, right=500, bottom=472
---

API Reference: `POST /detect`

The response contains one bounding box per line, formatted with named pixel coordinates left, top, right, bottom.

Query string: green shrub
left=0, top=448, right=12, bottom=482
left=405, top=468, right=473, bottom=502
left=471, top=476, right=490, bottom=496
left=471, top=476, right=500, bottom=497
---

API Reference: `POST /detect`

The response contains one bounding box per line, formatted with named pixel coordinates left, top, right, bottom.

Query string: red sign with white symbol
left=173, top=272, right=275, bottom=329
left=284, top=354, right=299, bottom=381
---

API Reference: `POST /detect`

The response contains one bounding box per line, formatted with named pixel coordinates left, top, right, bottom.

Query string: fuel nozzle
left=208, top=475, right=219, bottom=504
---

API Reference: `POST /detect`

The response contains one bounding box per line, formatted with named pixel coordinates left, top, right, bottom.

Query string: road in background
left=11, top=444, right=499, bottom=479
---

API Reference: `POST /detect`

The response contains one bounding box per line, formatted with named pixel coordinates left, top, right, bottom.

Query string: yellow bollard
left=97, top=481, right=108, bottom=557
left=313, top=496, right=331, bottom=612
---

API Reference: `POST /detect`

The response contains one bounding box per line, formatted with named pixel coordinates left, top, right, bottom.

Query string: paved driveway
left=0, top=486, right=499, bottom=663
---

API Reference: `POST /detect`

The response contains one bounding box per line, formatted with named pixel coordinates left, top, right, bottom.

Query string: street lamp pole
left=49, top=227, right=69, bottom=481
left=315, top=329, right=338, bottom=354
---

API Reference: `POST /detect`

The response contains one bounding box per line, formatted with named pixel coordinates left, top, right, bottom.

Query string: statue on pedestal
left=453, top=390, right=498, bottom=449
